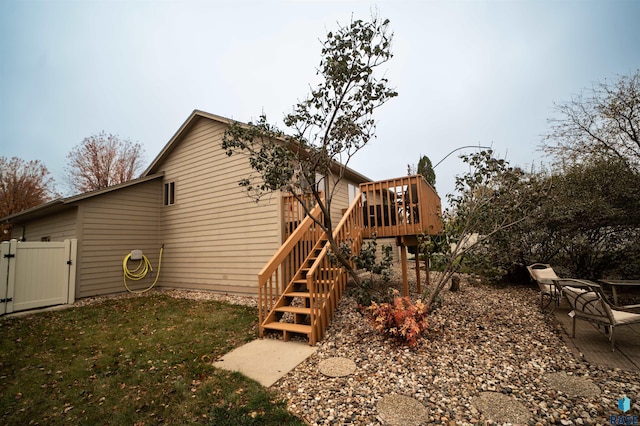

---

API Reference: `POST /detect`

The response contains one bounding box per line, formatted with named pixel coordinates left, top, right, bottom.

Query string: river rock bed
left=272, top=270, right=640, bottom=425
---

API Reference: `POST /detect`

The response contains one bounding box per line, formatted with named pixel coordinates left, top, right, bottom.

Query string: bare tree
left=65, top=131, right=145, bottom=193
left=420, top=150, right=546, bottom=306
left=543, top=69, right=640, bottom=170
left=0, top=156, right=58, bottom=218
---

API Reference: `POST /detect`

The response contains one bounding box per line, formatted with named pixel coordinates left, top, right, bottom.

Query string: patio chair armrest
left=611, top=303, right=640, bottom=313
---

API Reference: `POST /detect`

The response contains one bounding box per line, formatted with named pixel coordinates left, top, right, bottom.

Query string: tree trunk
left=450, top=275, right=460, bottom=292
left=424, top=252, right=430, bottom=287
left=326, top=234, right=361, bottom=287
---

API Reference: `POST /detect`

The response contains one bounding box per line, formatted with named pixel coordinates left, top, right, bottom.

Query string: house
left=2, top=109, right=442, bottom=343
left=2, top=110, right=369, bottom=298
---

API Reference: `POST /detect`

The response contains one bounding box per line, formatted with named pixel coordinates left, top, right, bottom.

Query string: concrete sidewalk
left=213, top=338, right=317, bottom=387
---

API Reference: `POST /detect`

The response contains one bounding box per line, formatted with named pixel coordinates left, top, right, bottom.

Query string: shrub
left=367, top=291, right=429, bottom=347
left=349, top=235, right=394, bottom=306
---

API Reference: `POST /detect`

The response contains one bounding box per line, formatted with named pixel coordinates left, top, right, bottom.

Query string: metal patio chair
left=562, top=284, right=640, bottom=351
left=527, top=263, right=562, bottom=312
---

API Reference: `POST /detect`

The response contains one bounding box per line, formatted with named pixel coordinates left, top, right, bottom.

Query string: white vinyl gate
left=0, top=239, right=77, bottom=315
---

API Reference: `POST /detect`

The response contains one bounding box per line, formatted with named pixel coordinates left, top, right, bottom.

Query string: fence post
left=0, top=241, right=9, bottom=315
left=2, top=240, right=18, bottom=314
left=66, top=239, right=78, bottom=304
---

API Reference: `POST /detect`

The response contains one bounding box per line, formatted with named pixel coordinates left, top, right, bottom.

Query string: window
left=164, top=182, right=175, bottom=206
left=41, top=236, right=50, bottom=242
left=315, top=174, right=325, bottom=194
left=348, top=183, right=359, bottom=203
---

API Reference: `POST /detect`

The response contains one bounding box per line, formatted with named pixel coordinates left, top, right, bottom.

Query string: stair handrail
left=257, top=201, right=324, bottom=330
left=257, top=202, right=323, bottom=283
left=305, top=192, right=363, bottom=279
left=305, top=192, right=364, bottom=343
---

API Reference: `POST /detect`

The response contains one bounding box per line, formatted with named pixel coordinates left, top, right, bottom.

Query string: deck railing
left=283, top=192, right=323, bottom=240
left=360, top=175, right=442, bottom=239
left=306, top=192, right=364, bottom=344
left=258, top=177, right=442, bottom=344
left=257, top=202, right=324, bottom=332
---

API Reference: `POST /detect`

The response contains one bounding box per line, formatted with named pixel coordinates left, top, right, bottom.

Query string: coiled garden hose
left=123, top=245, right=164, bottom=293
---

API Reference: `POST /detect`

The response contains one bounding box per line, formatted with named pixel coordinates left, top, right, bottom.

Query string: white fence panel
left=1, top=239, right=77, bottom=314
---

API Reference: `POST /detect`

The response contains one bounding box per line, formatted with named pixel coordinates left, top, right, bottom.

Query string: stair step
left=285, top=291, right=332, bottom=299
left=275, top=306, right=311, bottom=314
left=293, top=279, right=335, bottom=286
left=263, top=322, right=312, bottom=334
left=286, top=291, right=311, bottom=298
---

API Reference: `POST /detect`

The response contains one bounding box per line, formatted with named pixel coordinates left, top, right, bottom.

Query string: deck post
left=414, top=251, right=421, bottom=294
left=400, top=244, right=409, bottom=296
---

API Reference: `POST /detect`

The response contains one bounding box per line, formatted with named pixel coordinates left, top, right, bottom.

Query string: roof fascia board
left=1, top=199, right=66, bottom=222
left=64, top=173, right=164, bottom=204
left=143, top=109, right=371, bottom=182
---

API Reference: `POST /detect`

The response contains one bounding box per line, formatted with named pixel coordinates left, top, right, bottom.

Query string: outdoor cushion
left=531, top=268, right=559, bottom=281
left=611, top=309, right=640, bottom=326
left=563, top=286, right=608, bottom=318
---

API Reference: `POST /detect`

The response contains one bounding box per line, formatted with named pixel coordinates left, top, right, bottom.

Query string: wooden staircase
left=261, top=237, right=327, bottom=341
left=258, top=193, right=364, bottom=345
left=257, top=175, right=442, bottom=345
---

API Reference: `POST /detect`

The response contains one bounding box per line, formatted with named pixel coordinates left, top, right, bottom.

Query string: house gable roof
left=4, top=109, right=373, bottom=225
left=142, top=109, right=372, bottom=183
left=142, top=110, right=234, bottom=177
left=1, top=173, right=164, bottom=224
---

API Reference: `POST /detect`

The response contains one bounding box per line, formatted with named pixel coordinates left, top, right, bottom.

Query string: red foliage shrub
left=367, top=291, right=429, bottom=347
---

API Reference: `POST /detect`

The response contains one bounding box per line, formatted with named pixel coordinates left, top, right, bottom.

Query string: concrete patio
left=553, top=302, right=640, bottom=371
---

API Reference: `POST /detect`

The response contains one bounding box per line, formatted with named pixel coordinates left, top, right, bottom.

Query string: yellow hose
left=123, top=246, right=164, bottom=293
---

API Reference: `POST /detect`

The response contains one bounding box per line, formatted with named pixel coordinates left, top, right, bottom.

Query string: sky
left=1, top=0, right=639, bottom=201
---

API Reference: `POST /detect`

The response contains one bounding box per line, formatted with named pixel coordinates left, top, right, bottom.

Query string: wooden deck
left=259, top=175, right=442, bottom=344
left=360, top=175, right=441, bottom=244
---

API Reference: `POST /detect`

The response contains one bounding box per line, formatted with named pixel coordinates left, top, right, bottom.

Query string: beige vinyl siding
left=327, top=175, right=359, bottom=226
left=75, top=179, right=162, bottom=298
left=20, top=209, right=78, bottom=242
left=375, top=237, right=401, bottom=262
left=156, top=117, right=281, bottom=295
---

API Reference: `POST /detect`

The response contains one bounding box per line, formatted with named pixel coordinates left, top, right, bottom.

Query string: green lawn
left=0, top=294, right=304, bottom=425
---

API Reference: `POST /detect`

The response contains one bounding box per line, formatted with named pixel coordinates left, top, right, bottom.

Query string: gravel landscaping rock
left=73, top=288, right=258, bottom=308
left=272, top=266, right=640, bottom=425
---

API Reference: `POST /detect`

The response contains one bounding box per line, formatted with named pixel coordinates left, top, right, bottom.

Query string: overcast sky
left=1, top=0, right=639, bottom=200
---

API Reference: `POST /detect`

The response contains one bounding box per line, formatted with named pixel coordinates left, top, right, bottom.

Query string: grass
left=0, top=294, right=304, bottom=425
